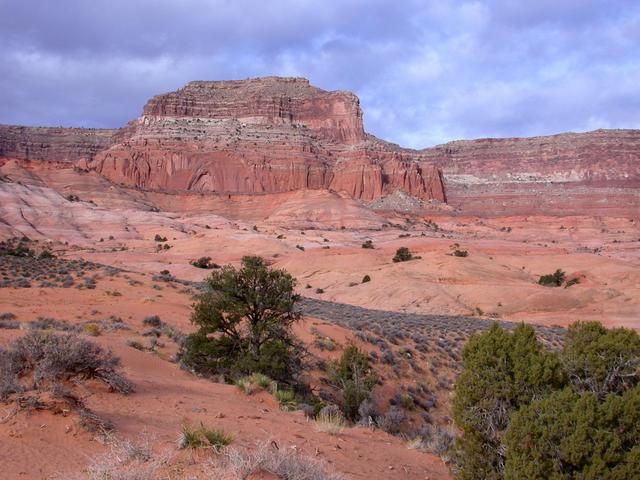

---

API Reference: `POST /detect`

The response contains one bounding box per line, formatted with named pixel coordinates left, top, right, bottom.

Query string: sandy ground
left=1, top=163, right=639, bottom=479
left=0, top=274, right=451, bottom=479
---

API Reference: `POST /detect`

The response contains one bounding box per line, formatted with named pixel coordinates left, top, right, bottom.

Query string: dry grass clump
left=84, top=436, right=160, bottom=480
left=178, top=422, right=234, bottom=452
left=314, top=409, right=346, bottom=435
left=235, top=373, right=276, bottom=395
left=221, top=440, right=345, bottom=480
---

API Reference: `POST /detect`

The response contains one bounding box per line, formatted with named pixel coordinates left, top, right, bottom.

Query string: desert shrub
left=361, top=240, right=374, bottom=249
left=330, top=344, right=377, bottom=421
left=236, top=372, right=276, bottom=395
left=415, top=425, right=455, bottom=459
left=504, top=386, right=640, bottom=479
left=361, top=274, right=371, bottom=283
left=315, top=288, right=324, bottom=294
left=0, top=319, right=19, bottom=329
left=357, top=399, right=379, bottom=426
left=126, top=339, right=145, bottom=351
left=181, top=256, right=302, bottom=383
left=0, top=332, right=132, bottom=398
left=38, top=250, right=56, bottom=259
left=297, top=403, right=316, bottom=418
left=224, top=440, right=344, bottom=479
left=453, top=249, right=468, bottom=257
left=83, top=323, right=101, bottom=336
left=153, top=234, right=167, bottom=242
left=538, top=269, right=566, bottom=287
left=65, top=194, right=80, bottom=202
left=314, top=335, right=337, bottom=351
left=377, top=406, right=406, bottom=434
left=565, top=277, right=580, bottom=288
left=392, top=247, right=413, bottom=262
left=0, top=240, right=34, bottom=257
left=190, top=256, right=219, bottom=269
left=143, top=315, right=162, bottom=327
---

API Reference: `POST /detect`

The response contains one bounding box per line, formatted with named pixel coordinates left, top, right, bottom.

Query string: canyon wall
left=0, top=125, right=118, bottom=163
left=420, top=129, right=640, bottom=215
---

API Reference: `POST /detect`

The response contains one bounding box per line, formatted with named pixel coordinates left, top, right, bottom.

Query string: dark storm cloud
left=0, top=0, right=638, bottom=147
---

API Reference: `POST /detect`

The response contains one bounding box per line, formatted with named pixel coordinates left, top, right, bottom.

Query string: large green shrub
left=452, top=321, right=640, bottom=480
left=181, top=256, right=302, bottom=383
left=561, top=321, right=640, bottom=398
left=452, top=323, right=566, bottom=480
left=505, top=386, right=640, bottom=479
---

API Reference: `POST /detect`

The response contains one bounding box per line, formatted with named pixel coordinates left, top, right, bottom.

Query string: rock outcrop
left=87, top=77, right=445, bottom=201
left=0, top=77, right=638, bottom=216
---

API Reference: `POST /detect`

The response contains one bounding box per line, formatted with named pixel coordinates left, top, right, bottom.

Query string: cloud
left=1, top=0, right=639, bottom=148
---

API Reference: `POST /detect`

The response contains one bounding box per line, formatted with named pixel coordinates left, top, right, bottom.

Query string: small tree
left=330, top=344, right=377, bottom=421
left=181, top=256, right=302, bottom=383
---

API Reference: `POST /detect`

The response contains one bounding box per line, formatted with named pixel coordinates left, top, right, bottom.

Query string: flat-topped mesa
left=142, top=77, right=365, bottom=144
left=87, top=77, right=443, bottom=201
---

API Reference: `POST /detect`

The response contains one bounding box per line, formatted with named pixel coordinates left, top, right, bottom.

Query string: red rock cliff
left=0, top=125, right=118, bottom=163
left=89, top=77, right=444, bottom=201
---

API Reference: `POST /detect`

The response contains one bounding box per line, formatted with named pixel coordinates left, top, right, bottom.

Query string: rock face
left=87, top=77, right=445, bottom=201
left=0, top=76, right=638, bottom=216
left=0, top=125, right=117, bottom=163
left=420, top=130, right=640, bottom=215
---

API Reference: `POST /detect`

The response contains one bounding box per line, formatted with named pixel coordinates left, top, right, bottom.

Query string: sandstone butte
left=0, top=76, right=638, bottom=216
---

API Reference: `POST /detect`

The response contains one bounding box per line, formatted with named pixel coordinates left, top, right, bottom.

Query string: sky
left=1, top=0, right=639, bottom=148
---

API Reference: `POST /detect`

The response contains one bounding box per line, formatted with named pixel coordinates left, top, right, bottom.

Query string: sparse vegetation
left=565, top=277, right=580, bottom=288
left=361, top=274, right=371, bottom=283
left=1, top=331, right=133, bottom=398
left=393, top=246, right=420, bottom=262
left=153, top=234, right=167, bottom=242
left=190, top=256, right=219, bottom=269
left=361, top=240, right=374, bottom=249
left=538, top=268, right=566, bottom=287
left=453, top=249, right=468, bottom=257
